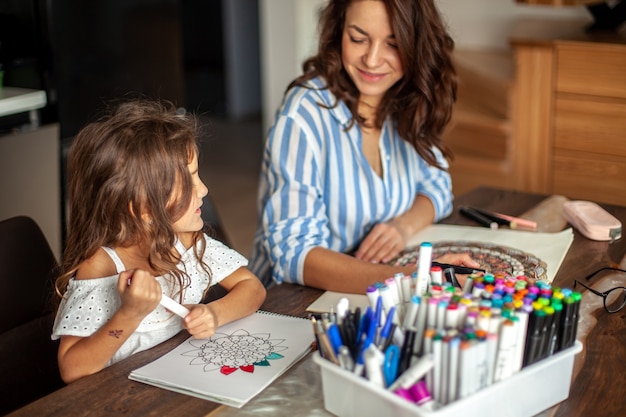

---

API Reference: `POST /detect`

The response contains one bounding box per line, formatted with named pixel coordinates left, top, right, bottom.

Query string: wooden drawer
left=552, top=149, right=626, bottom=206
left=554, top=95, right=626, bottom=158
left=556, top=43, right=626, bottom=100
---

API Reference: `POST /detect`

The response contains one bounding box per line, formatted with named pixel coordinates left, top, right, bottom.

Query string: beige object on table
left=519, top=194, right=570, bottom=233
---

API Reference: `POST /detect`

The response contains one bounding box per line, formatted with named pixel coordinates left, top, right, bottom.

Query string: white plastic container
left=314, top=341, right=582, bottom=417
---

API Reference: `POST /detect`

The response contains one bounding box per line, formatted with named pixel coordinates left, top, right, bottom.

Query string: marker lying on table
left=466, top=206, right=538, bottom=232
left=459, top=206, right=498, bottom=229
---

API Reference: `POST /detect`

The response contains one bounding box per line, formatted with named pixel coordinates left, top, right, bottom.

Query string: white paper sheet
left=129, top=311, right=314, bottom=408
left=306, top=291, right=370, bottom=314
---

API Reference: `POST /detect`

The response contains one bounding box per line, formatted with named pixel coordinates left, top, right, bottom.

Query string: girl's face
left=341, top=0, right=404, bottom=108
left=172, top=152, right=208, bottom=234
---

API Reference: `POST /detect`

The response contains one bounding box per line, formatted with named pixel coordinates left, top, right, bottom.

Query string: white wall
left=438, top=0, right=589, bottom=50
left=259, top=0, right=590, bottom=133
left=259, top=0, right=324, bottom=132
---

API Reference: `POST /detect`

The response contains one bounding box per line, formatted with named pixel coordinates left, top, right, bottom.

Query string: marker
left=459, top=206, right=498, bottom=229
left=433, top=262, right=486, bottom=275
left=415, top=242, right=433, bottom=296
left=403, top=295, right=420, bottom=329
left=363, top=344, right=386, bottom=388
left=127, top=272, right=190, bottom=318
left=430, top=265, right=443, bottom=284
left=159, top=294, right=190, bottom=318
left=493, top=319, right=516, bottom=381
left=326, top=323, right=344, bottom=356
left=443, top=267, right=461, bottom=289
left=409, top=380, right=436, bottom=411
left=377, top=307, right=396, bottom=350
left=494, top=211, right=538, bottom=231
left=464, top=206, right=515, bottom=228
left=388, top=353, right=435, bottom=392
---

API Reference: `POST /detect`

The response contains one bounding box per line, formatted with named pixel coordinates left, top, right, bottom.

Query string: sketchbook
left=129, top=311, right=314, bottom=408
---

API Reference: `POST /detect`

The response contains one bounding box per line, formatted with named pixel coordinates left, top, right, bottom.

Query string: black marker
left=459, top=206, right=499, bottom=229
left=432, top=261, right=485, bottom=275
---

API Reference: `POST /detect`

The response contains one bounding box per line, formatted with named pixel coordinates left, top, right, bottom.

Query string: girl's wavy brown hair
left=290, top=0, right=457, bottom=168
left=55, top=99, right=211, bottom=302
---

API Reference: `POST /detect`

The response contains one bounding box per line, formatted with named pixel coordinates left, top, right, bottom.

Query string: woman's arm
left=304, top=246, right=480, bottom=294
left=354, top=194, right=435, bottom=264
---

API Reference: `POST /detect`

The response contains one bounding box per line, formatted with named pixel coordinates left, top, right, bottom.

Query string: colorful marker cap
left=408, top=380, right=433, bottom=405
left=393, top=387, right=415, bottom=403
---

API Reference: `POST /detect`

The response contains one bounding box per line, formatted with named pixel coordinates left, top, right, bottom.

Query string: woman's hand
left=183, top=303, right=219, bottom=339
left=433, top=252, right=482, bottom=288
left=433, top=252, right=481, bottom=270
left=354, top=221, right=409, bottom=264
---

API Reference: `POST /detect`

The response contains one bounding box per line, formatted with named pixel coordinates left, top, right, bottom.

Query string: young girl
left=52, top=99, right=266, bottom=383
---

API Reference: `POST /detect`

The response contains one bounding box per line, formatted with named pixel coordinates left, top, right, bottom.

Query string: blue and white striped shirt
left=249, top=76, right=453, bottom=287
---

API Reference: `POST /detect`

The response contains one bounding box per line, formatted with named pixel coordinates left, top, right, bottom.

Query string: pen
left=433, top=261, right=485, bottom=275
left=338, top=345, right=355, bottom=371
left=459, top=206, right=499, bottom=229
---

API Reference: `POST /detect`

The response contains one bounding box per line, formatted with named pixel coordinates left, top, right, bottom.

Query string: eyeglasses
left=574, top=267, right=626, bottom=313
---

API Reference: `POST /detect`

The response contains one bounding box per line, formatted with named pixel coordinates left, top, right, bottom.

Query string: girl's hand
left=354, top=221, right=408, bottom=264
left=117, top=269, right=162, bottom=320
left=183, top=303, right=219, bottom=339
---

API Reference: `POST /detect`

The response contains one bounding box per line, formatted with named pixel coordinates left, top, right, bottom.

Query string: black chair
left=201, top=194, right=232, bottom=302
left=0, top=216, right=65, bottom=414
left=201, top=193, right=232, bottom=248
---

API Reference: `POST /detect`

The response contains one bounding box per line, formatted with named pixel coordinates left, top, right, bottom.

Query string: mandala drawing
left=181, top=329, right=287, bottom=375
left=391, top=241, right=548, bottom=281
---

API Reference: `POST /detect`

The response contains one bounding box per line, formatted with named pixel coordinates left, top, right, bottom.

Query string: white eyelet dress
left=51, top=235, right=248, bottom=366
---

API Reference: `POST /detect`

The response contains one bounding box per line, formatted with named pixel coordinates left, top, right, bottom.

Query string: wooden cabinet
left=510, top=20, right=626, bottom=206
left=515, top=0, right=598, bottom=5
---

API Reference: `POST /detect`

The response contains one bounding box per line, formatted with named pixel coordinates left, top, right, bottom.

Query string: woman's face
left=172, top=152, right=209, bottom=234
left=341, top=0, right=404, bottom=107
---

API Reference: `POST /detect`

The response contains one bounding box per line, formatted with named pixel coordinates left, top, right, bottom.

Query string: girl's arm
left=182, top=267, right=266, bottom=339
left=57, top=269, right=162, bottom=383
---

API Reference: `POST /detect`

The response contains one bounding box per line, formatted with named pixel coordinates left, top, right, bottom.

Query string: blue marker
left=326, top=323, right=344, bottom=356
left=377, top=306, right=396, bottom=350
left=383, top=344, right=401, bottom=387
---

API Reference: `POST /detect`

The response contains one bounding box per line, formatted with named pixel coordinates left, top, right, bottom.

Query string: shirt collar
left=305, top=77, right=353, bottom=128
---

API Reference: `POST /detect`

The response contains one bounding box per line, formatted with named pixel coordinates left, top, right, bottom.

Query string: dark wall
left=49, top=0, right=186, bottom=140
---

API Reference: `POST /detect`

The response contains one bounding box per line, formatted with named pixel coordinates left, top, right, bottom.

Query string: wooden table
left=10, top=187, right=626, bottom=417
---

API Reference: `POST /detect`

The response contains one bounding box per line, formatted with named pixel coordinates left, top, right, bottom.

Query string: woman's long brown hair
left=290, top=0, right=457, bottom=168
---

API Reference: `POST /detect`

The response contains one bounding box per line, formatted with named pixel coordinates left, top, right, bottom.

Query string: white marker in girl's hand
left=159, top=294, right=190, bottom=318
left=126, top=272, right=190, bottom=318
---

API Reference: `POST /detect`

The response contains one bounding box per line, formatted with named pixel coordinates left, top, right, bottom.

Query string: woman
left=250, top=0, right=478, bottom=293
